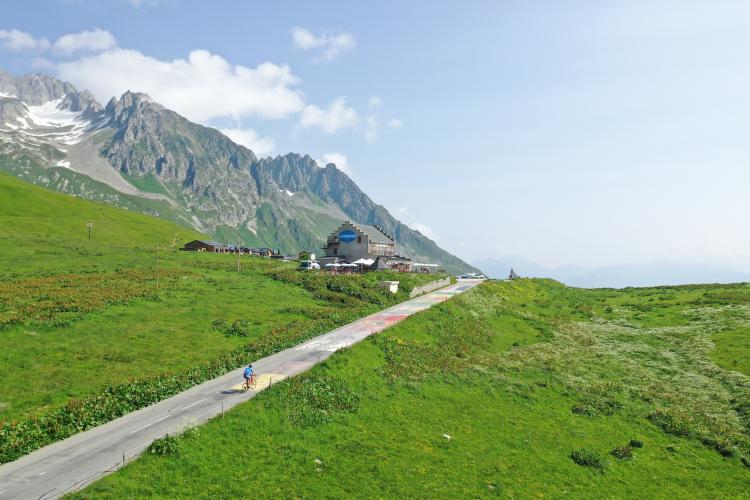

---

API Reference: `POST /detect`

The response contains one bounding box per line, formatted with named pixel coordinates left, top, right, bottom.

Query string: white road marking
left=39, top=471, right=46, bottom=476
left=129, top=415, right=169, bottom=434
left=179, top=398, right=207, bottom=412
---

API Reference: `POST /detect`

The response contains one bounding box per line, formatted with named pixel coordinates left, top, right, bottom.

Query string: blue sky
left=2, top=0, right=750, bottom=273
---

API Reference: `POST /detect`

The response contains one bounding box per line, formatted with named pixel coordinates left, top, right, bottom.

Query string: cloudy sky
left=1, top=0, right=749, bottom=274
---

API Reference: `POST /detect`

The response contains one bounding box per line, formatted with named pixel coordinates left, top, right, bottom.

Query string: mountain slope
left=0, top=70, right=476, bottom=274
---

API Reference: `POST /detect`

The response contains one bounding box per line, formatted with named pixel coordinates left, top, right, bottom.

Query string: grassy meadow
left=77, top=279, right=750, bottom=498
left=0, top=172, right=444, bottom=462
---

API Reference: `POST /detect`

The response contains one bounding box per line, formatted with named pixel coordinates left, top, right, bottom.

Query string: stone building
left=320, top=221, right=397, bottom=264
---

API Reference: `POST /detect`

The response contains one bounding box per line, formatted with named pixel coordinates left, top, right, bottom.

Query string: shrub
left=611, top=445, right=633, bottom=460
left=211, top=318, right=227, bottom=331
left=570, top=448, right=607, bottom=470
left=265, top=376, right=360, bottom=427
left=571, top=404, right=596, bottom=417
left=741, top=456, right=750, bottom=468
left=648, top=409, right=692, bottom=437
left=701, top=437, right=735, bottom=457
left=227, top=319, right=251, bottom=337
left=629, top=439, right=644, bottom=448
left=149, top=434, right=180, bottom=456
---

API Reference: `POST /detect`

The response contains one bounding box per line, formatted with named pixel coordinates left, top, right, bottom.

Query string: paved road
left=0, top=279, right=482, bottom=499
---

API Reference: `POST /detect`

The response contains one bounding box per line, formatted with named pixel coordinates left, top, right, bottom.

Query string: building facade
left=321, top=221, right=396, bottom=263
left=181, top=240, right=229, bottom=253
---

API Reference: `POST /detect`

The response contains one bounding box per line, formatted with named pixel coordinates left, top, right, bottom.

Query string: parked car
left=299, top=260, right=320, bottom=270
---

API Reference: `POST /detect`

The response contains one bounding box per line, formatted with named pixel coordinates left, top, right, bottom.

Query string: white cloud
left=411, top=222, right=438, bottom=241
left=218, top=127, right=275, bottom=156
left=298, top=97, right=359, bottom=134
left=322, top=152, right=352, bottom=175
left=58, top=48, right=305, bottom=122
left=364, top=116, right=378, bottom=143
left=0, top=29, right=50, bottom=52
left=388, top=118, right=403, bottom=129
left=0, top=28, right=116, bottom=56
left=53, top=28, right=116, bottom=55
left=368, top=96, right=383, bottom=108
left=395, top=206, right=409, bottom=216
left=291, top=27, right=356, bottom=62
left=29, top=57, right=55, bottom=69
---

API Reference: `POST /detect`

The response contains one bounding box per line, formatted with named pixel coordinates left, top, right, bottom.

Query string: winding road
left=0, top=279, right=482, bottom=499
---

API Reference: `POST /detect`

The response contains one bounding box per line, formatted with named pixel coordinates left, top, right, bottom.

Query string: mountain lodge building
left=321, top=221, right=396, bottom=262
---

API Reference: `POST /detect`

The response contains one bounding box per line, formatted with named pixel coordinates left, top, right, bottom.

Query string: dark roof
left=194, top=240, right=228, bottom=247
left=356, top=224, right=394, bottom=244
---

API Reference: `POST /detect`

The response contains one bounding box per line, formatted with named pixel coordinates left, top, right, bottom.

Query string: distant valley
left=476, top=257, right=750, bottom=288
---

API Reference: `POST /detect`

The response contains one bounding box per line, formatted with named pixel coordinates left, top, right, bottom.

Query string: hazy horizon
left=1, top=0, right=748, bottom=278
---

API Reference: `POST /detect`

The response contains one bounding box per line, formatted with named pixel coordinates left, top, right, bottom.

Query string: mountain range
left=0, top=70, right=476, bottom=274
left=475, top=257, right=750, bottom=288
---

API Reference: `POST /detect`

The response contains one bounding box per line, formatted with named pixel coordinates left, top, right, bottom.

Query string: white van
left=299, top=260, right=320, bottom=270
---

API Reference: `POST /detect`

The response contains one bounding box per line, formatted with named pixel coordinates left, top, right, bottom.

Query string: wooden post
left=155, top=244, right=159, bottom=289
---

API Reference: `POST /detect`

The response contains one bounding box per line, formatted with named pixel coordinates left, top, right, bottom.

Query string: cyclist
left=243, top=364, right=255, bottom=390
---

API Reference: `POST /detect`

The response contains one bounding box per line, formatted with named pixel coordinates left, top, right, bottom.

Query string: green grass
left=0, top=268, right=313, bottom=419
left=0, top=171, right=444, bottom=431
left=120, top=172, right=170, bottom=196
left=712, top=328, right=750, bottom=376
left=77, top=279, right=750, bottom=498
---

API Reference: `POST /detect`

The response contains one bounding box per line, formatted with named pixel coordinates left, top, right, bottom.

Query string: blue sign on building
left=339, top=230, right=357, bottom=243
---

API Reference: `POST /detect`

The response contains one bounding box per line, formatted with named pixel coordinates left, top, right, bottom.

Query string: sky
left=1, top=0, right=749, bottom=275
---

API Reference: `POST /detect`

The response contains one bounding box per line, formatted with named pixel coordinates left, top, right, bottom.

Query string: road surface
left=0, top=279, right=482, bottom=499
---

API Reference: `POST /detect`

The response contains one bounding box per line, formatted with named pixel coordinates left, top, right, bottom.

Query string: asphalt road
left=0, top=279, right=482, bottom=499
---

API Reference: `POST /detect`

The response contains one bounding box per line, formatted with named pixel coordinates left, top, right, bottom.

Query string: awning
left=351, top=258, right=375, bottom=266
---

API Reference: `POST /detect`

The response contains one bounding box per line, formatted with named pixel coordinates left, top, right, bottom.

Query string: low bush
left=227, top=319, right=251, bottom=337
left=149, top=434, right=180, bottom=456
left=570, top=448, right=607, bottom=470
left=610, top=445, right=633, bottom=460
left=264, top=376, right=360, bottom=427
left=648, top=409, right=693, bottom=437
left=629, top=439, right=644, bottom=448
left=571, top=404, right=596, bottom=417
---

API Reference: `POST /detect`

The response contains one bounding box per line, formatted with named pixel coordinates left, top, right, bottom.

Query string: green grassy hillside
left=0, top=172, right=445, bottom=463
left=78, top=279, right=750, bottom=498
left=0, top=170, right=202, bottom=277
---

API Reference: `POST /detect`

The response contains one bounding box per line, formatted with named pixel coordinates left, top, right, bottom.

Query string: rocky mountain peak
left=104, top=91, right=161, bottom=125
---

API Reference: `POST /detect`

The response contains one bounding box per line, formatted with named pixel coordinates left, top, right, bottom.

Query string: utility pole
left=237, top=242, right=241, bottom=273
left=156, top=243, right=159, bottom=289
left=87, top=221, right=93, bottom=241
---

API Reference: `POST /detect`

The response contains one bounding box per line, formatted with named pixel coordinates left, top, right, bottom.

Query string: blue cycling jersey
left=243, top=367, right=254, bottom=378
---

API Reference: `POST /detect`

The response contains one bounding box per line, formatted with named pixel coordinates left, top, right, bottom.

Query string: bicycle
left=242, top=374, right=257, bottom=391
